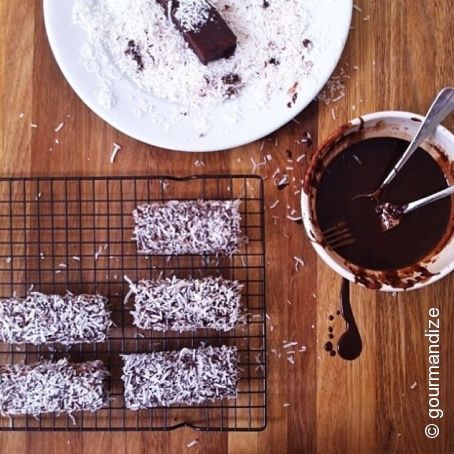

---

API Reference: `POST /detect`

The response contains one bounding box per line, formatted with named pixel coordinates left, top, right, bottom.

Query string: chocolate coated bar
left=157, top=0, right=237, bottom=65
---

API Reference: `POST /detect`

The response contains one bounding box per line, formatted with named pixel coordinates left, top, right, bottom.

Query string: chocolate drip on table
left=337, top=279, right=362, bottom=360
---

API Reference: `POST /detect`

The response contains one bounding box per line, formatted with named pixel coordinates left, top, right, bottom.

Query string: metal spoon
left=353, top=87, right=454, bottom=201
left=376, top=185, right=454, bottom=231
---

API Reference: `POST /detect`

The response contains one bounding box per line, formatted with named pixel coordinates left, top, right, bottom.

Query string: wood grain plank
left=0, top=0, right=34, bottom=176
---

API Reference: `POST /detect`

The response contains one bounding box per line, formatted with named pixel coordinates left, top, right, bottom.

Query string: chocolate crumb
left=302, top=131, right=313, bottom=147
left=125, top=40, right=144, bottom=72
left=303, top=38, right=312, bottom=48
left=222, top=73, right=241, bottom=85
left=263, top=1, right=270, bottom=8
left=222, top=73, right=242, bottom=98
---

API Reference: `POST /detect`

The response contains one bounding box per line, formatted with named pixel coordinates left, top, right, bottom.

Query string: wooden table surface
left=0, top=1, right=453, bottom=453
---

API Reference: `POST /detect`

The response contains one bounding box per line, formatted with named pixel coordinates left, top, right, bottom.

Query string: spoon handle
left=404, top=185, right=454, bottom=214
left=381, top=87, right=454, bottom=188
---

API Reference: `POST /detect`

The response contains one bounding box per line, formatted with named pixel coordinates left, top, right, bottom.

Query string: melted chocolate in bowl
left=315, top=137, right=452, bottom=271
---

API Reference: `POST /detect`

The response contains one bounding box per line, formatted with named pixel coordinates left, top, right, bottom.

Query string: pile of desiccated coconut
left=73, top=0, right=320, bottom=108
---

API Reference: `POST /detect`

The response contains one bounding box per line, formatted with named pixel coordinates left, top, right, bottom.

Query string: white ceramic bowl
left=300, top=111, right=454, bottom=291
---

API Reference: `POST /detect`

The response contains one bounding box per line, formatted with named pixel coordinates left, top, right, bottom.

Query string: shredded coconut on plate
left=73, top=0, right=322, bottom=108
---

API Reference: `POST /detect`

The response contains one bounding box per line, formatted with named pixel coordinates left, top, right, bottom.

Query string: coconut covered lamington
left=0, top=359, right=108, bottom=416
left=125, top=276, right=243, bottom=332
left=0, top=292, right=112, bottom=345
left=133, top=200, right=242, bottom=256
left=122, top=345, right=239, bottom=409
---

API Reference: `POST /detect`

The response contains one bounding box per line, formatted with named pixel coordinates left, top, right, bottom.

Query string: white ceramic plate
left=43, top=0, right=352, bottom=152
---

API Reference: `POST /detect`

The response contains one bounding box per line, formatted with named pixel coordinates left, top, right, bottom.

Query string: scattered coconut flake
left=296, top=153, right=305, bottom=163
left=110, top=142, right=122, bottom=163
left=276, top=174, right=289, bottom=189
left=250, top=156, right=266, bottom=173
left=269, top=200, right=280, bottom=209
left=283, top=342, right=298, bottom=349
left=352, top=153, right=362, bottom=165
left=54, top=122, right=65, bottom=132
left=194, top=159, right=206, bottom=167
left=187, top=440, right=199, bottom=449
left=410, top=382, right=418, bottom=390
left=72, top=256, right=81, bottom=262
left=293, top=256, right=305, bottom=271
left=283, top=403, right=291, bottom=408
left=271, top=168, right=281, bottom=179
left=317, top=67, right=349, bottom=106
left=30, top=123, right=38, bottom=128
left=94, top=246, right=103, bottom=261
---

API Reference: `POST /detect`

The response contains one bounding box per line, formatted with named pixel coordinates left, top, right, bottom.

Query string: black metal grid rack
left=0, top=175, right=266, bottom=431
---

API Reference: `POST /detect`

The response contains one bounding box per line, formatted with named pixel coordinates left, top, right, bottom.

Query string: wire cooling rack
left=0, top=175, right=266, bottom=431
